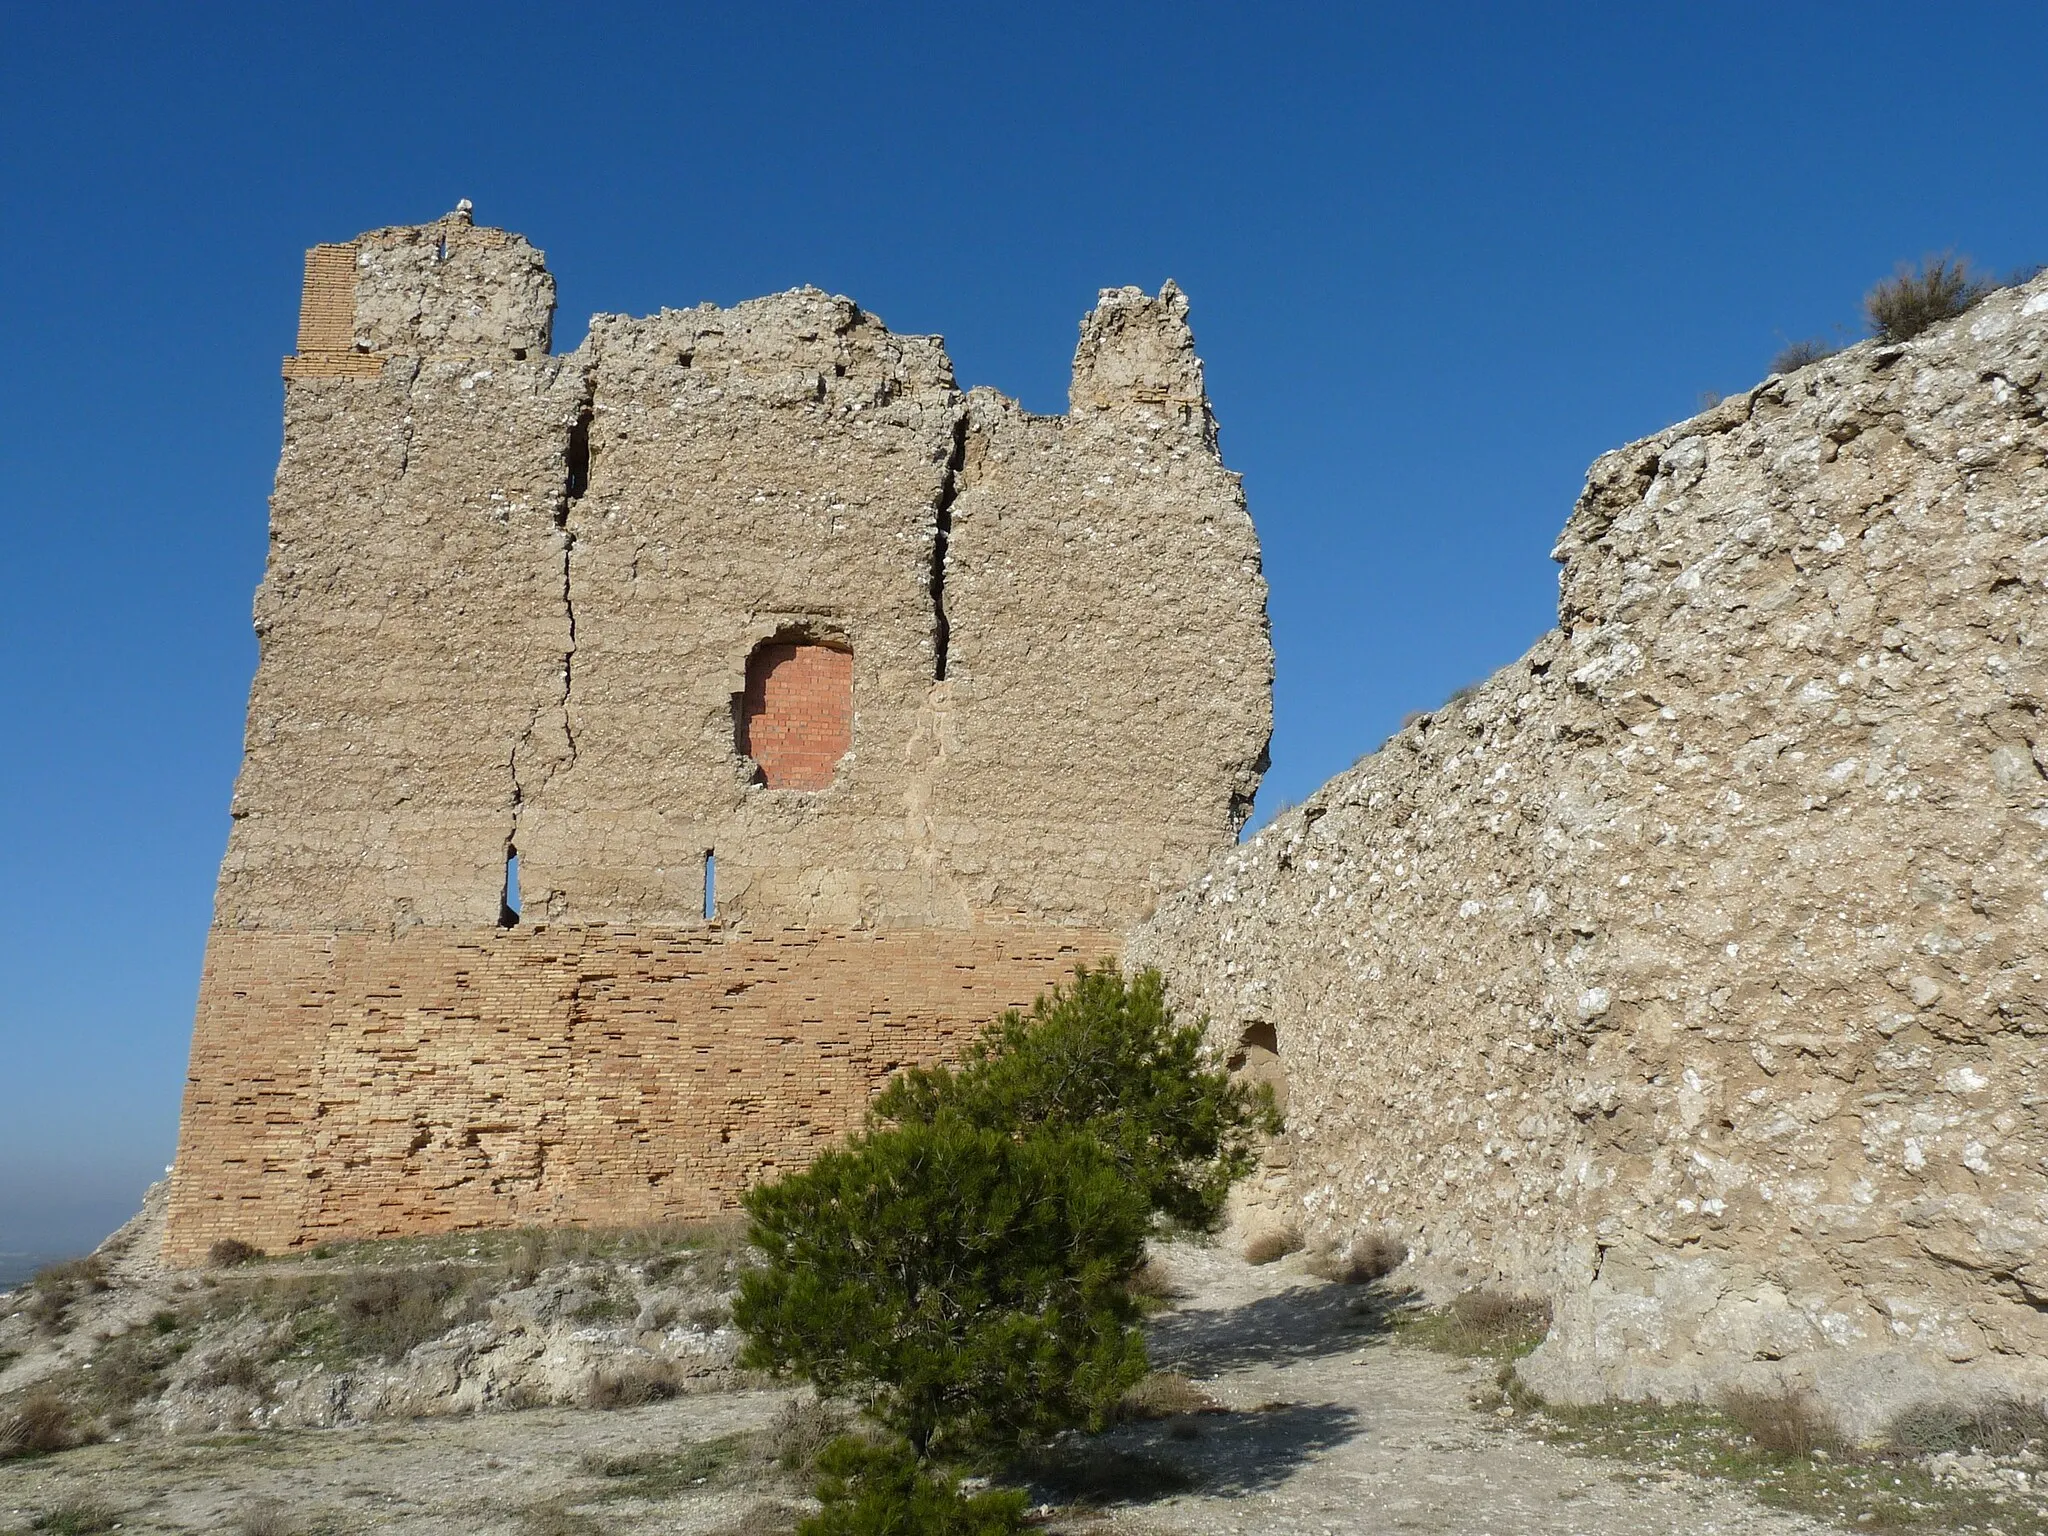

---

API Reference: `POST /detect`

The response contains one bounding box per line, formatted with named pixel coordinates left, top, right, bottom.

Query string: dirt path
left=1076, top=1242, right=1827, bottom=1536
left=1, top=1243, right=1827, bottom=1535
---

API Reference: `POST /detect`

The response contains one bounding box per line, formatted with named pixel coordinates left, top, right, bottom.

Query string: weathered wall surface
left=934, top=284, right=1272, bottom=924
left=168, top=206, right=1271, bottom=1261
left=1132, top=274, right=2048, bottom=1437
left=168, top=925, right=1111, bottom=1259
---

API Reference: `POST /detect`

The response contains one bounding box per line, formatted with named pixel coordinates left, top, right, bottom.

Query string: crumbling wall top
left=1068, top=281, right=1208, bottom=418
left=350, top=203, right=554, bottom=358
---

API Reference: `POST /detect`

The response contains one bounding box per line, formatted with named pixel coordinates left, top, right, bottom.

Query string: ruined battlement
left=166, top=207, right=1272, bottom=1262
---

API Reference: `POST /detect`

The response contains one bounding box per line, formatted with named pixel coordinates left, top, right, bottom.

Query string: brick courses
left=167, top=924, right=1115, bottom=1262
left=738, top=642, right=854, bottom=791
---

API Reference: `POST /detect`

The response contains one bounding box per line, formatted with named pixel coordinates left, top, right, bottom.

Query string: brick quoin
left=739, top=641, right=852, bottom=790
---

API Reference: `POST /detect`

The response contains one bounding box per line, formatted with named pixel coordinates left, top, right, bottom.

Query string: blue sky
left=3, top=2, right=2045, bottom=1267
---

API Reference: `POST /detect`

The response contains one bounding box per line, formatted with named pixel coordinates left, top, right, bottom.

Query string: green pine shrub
left=872, top=962, right=1279, bottom=1230
left=736, top=1116, right=1150, bottom=1462
left=800, top=1438, right=1028, bottom=1536
left=738, top=961, right=1273, bottom=1528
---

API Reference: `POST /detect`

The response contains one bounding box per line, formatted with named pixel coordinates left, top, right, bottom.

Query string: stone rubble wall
left=1132, top=273, right=2048, bottom=1439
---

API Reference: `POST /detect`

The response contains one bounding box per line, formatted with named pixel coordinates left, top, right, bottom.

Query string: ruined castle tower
left=163, top=207, right=1272, bottom=1261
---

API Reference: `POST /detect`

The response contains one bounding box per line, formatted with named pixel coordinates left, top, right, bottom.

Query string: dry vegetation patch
left=1241, top=1227, right=1302, bottom=1266
left=0, top=1391, right=81, bottom=1460
left=1503, top=1391, right=2048, bottom=1536
left=1394, top=1285, right=1551, bottom=1359
left=1117, top=1370, right=1222, bottom=1421
left=1303, top=1233, right=1406, bottom=1285
left=1867, top=255, right=1992, bottom=342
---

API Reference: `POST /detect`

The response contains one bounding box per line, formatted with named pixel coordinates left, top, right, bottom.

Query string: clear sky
left=3, top=2, right=2045, bottom=1269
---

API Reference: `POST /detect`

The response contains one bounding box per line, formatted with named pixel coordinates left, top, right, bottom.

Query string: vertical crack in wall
left=928, top=411, right=967, bottom=680
left=506, top=364, right=594, bottom=909
left=556, top=382, right=591, bottom=769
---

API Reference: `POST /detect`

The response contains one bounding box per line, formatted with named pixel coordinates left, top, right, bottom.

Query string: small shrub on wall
left=1866, top=255, right=1990, bottom=341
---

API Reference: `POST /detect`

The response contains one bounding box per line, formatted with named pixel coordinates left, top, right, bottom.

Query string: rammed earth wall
left=165, top=206, right=1272, bottom=1262
left=1132, top=274, right=2048, bottom=1437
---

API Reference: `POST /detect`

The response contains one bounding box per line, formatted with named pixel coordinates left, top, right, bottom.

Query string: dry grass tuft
left=25, top=1259, right=109, bottom=1334
left=1118, top=1370, right=1221, bottom=1421
left=233, top=1497, right=299, bottom=1536
left=1305, top=1232, right=1407, bottom=1285
left=768, top=1393, right=847, bottom=1470
left=333, top=1264, right=478, bottom=1363
left=27, top=1496, right=121, bottom=1534
left=1889, top=1395, right=2048, bottom=1457
left=517, top=1498, right=605, bottom=1536
left=583, top=1357, right=688, bottom=1409
left=1770, top=338, right=1839, bottom=374
left=707, top=1499, right=804, bottom=1536
left=1719, top=1386, right=1841, bottom=1458
left=209, top=1238, right=262, bottom=1268
left=0, top=1392, right=82, bottom=1460
left=1126, top=1256, right=1184, bottom=1306
left=1399, top=1286, right=1551, bottom=1358
left=192, top=1349, right=271, bottom=1395
left=1242, top=1226, right=1303, bottom=1266
left=1867, top=255, right=1991, bottom=342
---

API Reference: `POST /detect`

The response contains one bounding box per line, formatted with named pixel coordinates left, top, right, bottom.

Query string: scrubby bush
left=233, top=1499, right=298, bottom=1536
left=1125, top=1256, right=1183, bottom=1308
left=1720, top=1386, right=1840, bottom=1457
left=1867, top=255, right=1991, bottom=342
left=208, top=1238, right=261, bottom=1268
left=1401, top=1286, right=1551, bottom=1358
left=801, top=1438, right=1027, bottom=1536
left=1243, top=1226, right=1303, bottom=1265
left=1770, top=337, right=1839, bottom=374
left=1449, top=1288, right=1549, bottom=1350
left=1890, top=1395, right=2048, bottom=1457
left=583, top=1357, right=687, bottom=1409
left=1306, top=1232, right=1407, bottom=1284
left=333, top=1264, right=477, bottom=1362
left=89, top=1328, right=184, bottom=1412
left=0, top=1391, right=81, bottom=1459
left=26, top=1258, right=108, bottom=1334
left=873, top=963, right=1279, bottom=1231
left=27, top=1496, right=120, bottom=1534
left=737, top=1118, right=1150, bottom=1462
left=771, top=1394, right=850, bottom=1471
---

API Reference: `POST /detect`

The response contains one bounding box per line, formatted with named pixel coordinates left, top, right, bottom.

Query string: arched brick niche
left=737, top=638, right=853, bottom=790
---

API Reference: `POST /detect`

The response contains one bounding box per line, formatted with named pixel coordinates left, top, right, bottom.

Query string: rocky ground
left=5, top=1228, right=2046, bottom=1535
left=0, top=1188, right=749, bottom=1439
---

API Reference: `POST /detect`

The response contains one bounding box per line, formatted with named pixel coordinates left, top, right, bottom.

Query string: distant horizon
left=5, top=1, right=2046, bottom=1265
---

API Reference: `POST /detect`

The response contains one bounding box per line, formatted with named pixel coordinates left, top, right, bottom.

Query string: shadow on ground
left=1145, top=1281, right=1419, bottom=1376
left=1022, top=1401, right=1365, bottom=1507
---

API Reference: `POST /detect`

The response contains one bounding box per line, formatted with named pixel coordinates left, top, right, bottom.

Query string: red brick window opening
left=737, top=640, right=853, bottom=790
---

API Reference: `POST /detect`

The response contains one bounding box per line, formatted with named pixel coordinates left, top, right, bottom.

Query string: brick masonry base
left=164, top=924, right=1118, bottom=1263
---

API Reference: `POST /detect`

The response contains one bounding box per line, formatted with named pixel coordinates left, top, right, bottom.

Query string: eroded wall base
left=164, top=924, right=1115, bottom=1263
